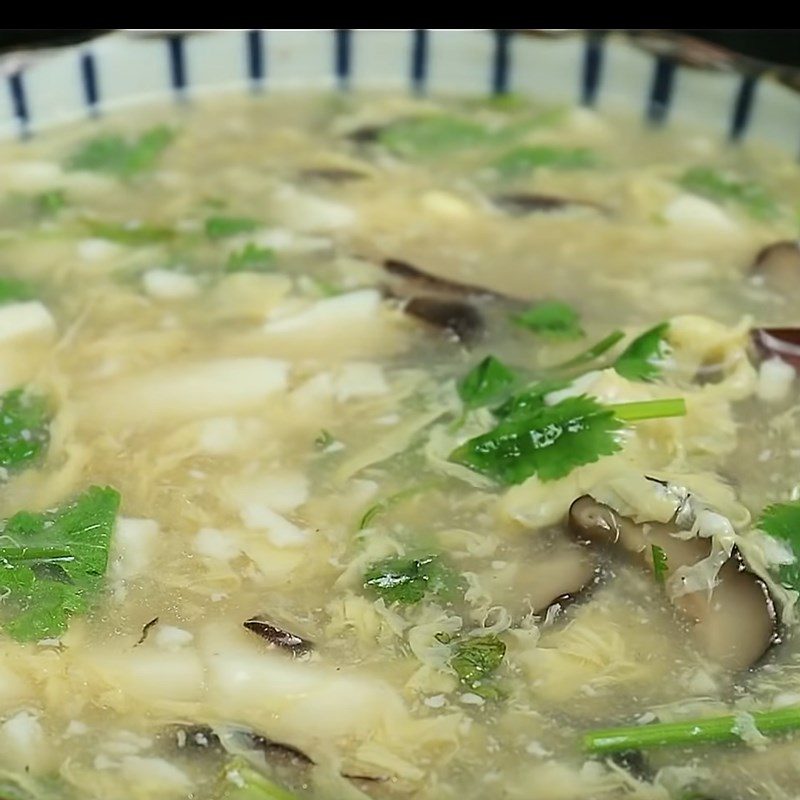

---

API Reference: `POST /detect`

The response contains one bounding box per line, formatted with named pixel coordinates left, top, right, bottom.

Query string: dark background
left=0, top=30, right=798, bottom=68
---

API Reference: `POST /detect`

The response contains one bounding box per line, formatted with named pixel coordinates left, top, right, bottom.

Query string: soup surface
left=0, top=91, right=799, bottom=800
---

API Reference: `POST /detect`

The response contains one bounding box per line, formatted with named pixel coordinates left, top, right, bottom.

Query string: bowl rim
left=1, top=28, right=800, bottom=94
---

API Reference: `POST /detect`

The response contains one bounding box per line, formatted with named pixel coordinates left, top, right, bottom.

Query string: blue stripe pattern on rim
left=334, top=29, right=352, bottom=90
left=647, top=55, right=677, bottom=124
left=167, top=34, right=187, bottom=99
left=411, top=29, right=428, bottom=95
left=246, top=29, right=266, bottom=90
left=581, top=32, right=604, bottom=107
left=80, top=52, right=100, bottom=115
left=729, top=74, right=757, bottom=141
left=7, top=72, right=29, bottom=137
left=492, top=30, right=511, bottom=95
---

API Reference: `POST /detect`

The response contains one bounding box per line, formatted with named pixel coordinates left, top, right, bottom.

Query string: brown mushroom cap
left=751, top=240, right=800, bottom=294
left=569, top=495, right=778, bottom=670
left=402, top=296, right=484, bottom=343
left=492, top=192, right=608, bottom=217
left=751, top=327, right=800, bottom=371
left=526, top=545, right=598, bottom=614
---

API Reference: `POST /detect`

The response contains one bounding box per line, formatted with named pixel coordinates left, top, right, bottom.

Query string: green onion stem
left=584, top=706, right=800, bottom=754
left=609, top=397, right=687, bottom=422
left=548, top=330, right=626, bottom=372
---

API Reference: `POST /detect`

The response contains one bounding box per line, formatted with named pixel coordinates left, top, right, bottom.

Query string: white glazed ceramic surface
left=1, top=30, right=799, bottom=153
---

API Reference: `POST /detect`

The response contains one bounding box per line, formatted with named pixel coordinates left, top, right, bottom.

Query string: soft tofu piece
left=142, top=269, right=199, bottom=300
left=757, top=357, right=795, bottom=403
left=663, top=194, right=738, bottom=232
left=264, top=289, right=380, bottom=334
left=110, top=517, right=160, bottom=581
left=335, top=362, right=388, bottom=402
left=239, top=504, right=309, bottom=547
left=0, top=301, right=56, bottom=346
left=270, top=184, right=357, bottom=232
left=226, top=471, right=309, bottom=513
left=82, top=358, right=289, bottom=427
left=193, top=527, right=241, bottom=561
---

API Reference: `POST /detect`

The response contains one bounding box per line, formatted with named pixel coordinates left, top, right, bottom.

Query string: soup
left=0, top=90, right=798, bottom=800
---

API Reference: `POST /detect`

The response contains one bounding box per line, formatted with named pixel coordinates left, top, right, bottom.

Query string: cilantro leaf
left=492, top=377, right=569, bottom=421
left=458, top=355, right=518, bottom=409
left=450, top=634, right=506, bottom=698
left=205, top=216, right=260, bottom=240
left=450, top=395, right=622, bottom=485
left=651, top=544, right=669, bottom=584
left=363, top=554, right=462, bottom=604
left=226, top=243, right=276, bottom=273
left=757, top=500, right=800, bottom=590
left=614, top=322, right=671, bottom=382
left=512, top=300, right=584, bottom=340
left=0, top=486, right=120, bottom=641
left=378, top=116, right=491, bottom=156
left=35, top=189, right=67, bottom=217
left=68, top=126, right=175, bottom=177
left=493, top=146, right=597, bottom=178
left=450, top=395, right=685, bottom=485
left=85, top=220, right=175, bottom=246
left=0, top=388, right=50, bottom=471
left=0, top=277, right=37, bottom=305
left=678, top=166, right=778, bottom=221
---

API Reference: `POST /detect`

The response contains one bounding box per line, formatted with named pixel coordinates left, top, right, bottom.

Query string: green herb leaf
left=678, top=166, right=779, bottom=221
left=583, top=705, right=800, bottom=755
left=0, top=277, right=37, bottom=305
left=218, top=759, right=299, bottom=800
left=358, top=485, right=426, bottom=530
left=363, top=554, right=461, bottom=604
left=450, top=634, right=506, bottom=697
left=68, top=126, right=175, bottom=177
left=379, top=116, right=491, bottom=156
left=492, top=377, right=569, bottom=421
left=757, top=500, right=800, bottom=590
left=35, top=189, right=67, bottom=217
left=205, top=216, right=260, bottom=240
left=225, top=243, right=276, bottom=273
left=450, top=395, right=685, bottom=485
left=458, top=355, right=518, bottom=409
left=493, top=146, right=597, bottom=178
left=512, top=300, right=584, bottom=340
left=651, top=544, right=668, bottom=584
left=0, top=388, right=50, bottom=471
left=0, top=485, right=120, bottom=641
left=84, top=220, right=175, bottom=246
left=614, top=322, right=671, bottom=382
left=314, top=429, right=335, bottom=450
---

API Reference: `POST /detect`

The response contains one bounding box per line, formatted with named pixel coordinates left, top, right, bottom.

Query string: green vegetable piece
left=651, top=544, right=668, bottom=584
left=68, top=125, right=175, bottom=177
left=678, top=166, right=779, bottom=221
left=379, top=116, right=491, bottom=156
left=0, top=485, right=120, bottom=641
left=450, top=634, right=506, bottom=697
left=84, top=220, right=174, bottom=246
left=458, top=355, right=518, bottom=409
left=314, top=429, right=335, bottom=450
left=35, top=189, right=67, bottom=216
left=218, top=760, right=299, bottom=800
left=363, top=554, right=460, bottom=604
left=614, top=322, right=671, bottom=382
left=757, top=500, right=800, bottom=590
left=0, top=389, right=50, bottom=471
left=450, top=395, right=685, bottom=485
left=493, top=145, right=596, bottom=177
left=512, top=300, right=584, bottom=340
left=358, top=485, right=426, bottom=530
left=226, top=243, right=276, bottom=273
left=492, top=377, right=569, bottom=421
left=0, top=277, right=37, bottom=305
left=583, top=705, right=800, bottom=754
left=205, top=216, right=260, bottom=240
left=550, top=329, right=625, bottom=372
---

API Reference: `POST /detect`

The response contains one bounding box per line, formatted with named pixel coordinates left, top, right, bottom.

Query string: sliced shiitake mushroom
left=299, top=167, right=369, bottom=183
left=751, top=240, right=800, bottom=293
left=526, top=545, right=598, bottom=614
left=243, top=616, right=314, bottom=655
left=751, top=327, right=800, bottom=371
left=569, top=495, right=779, bottom=671
left=344, top=125, right=384, bottom=144
left=402, top=296, right=484, bottom=344
left=492, top=192, right=608, bottom=217
left=383, top=257, right=512, bottom=300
